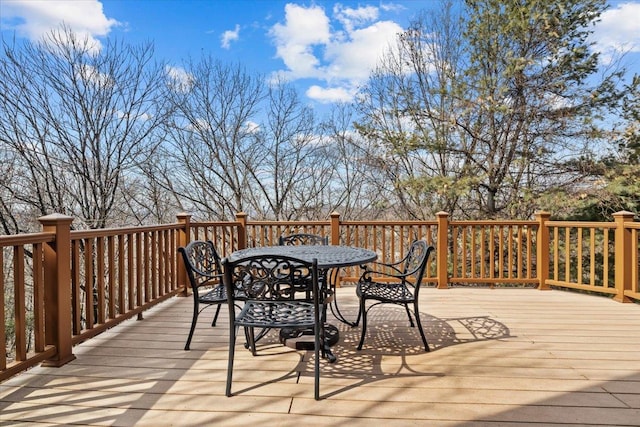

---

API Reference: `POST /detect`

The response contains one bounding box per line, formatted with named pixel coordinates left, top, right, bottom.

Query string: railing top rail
left=339, top=220, right=438, bottom=226
left=0, top=232, right=55, bottom=247
left=70, top=223, right=183, bottom=239
left=546, top=220, right=616, bottom=228
left=449, top=220, right=537, bottom=226
left=245, top=220, right=329, bottom=226
left=625, top=221, right=640, bottom=229
left=191, top=221, right=241, bottom=227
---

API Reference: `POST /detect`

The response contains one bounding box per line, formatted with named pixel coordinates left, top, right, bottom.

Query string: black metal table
left=228, top=245, right=377, bottom=361
left=228, top=245, right=377, bottom=270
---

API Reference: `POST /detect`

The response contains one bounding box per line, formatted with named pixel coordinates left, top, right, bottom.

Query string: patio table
left=228, top=245, right=377, bottom=361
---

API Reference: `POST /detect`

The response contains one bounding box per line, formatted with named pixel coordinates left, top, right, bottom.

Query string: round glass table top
left=228, top=245, right=378, bottom=269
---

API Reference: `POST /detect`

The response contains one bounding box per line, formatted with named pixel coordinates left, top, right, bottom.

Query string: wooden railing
left=448, top=217, right=539, bottom=286
left=2, top=214, right=187, bottom=381
left=69, top=223, right=183, bottom=344
left=2, top=210, right=638, bottom=382
left=539, top=211, right=639, bottom=302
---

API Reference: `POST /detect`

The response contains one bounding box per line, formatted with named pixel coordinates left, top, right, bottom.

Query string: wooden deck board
left=2, top=288, right=640, bottom=426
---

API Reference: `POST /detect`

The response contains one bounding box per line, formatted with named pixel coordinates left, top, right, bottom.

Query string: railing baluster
left=33, top=243, right=45, bottom=352
left=136, top=232, right=143, bottom=309
left=603, top=228, right=610, bottom=288
left=462, top=226, right=468, bottom=279
left=107, top=235, right=116, bottom=319
left=0, top=248, right=5, bottom=371
left=452, top=226, right=459, bottom=278
left=13, top=246, right=26, bottom=361
left=128, top=233, right=134, bottom=310
left=577, top=227, right=583, bottom=286
left=117, top=235, right=125, bottom=314
left=71, top=241, right=81, bottom=334
left=97, top=236, right=106, bottom=324
left=85, top=239, right=94, bottom=330
left=589, top=228, right=596, bottom=287
left=564, top=227, right=571, bottom=283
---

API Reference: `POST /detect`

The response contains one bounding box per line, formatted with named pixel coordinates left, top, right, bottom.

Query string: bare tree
left=247, top=79, right=334, bottom=220
left=0, top=26, right=169, bottom=230
left=0, top=147, right=24, bottom=234
left=159, top=56, right=265, bottom=219
left=159, top=58, right=336, bottom=220
left=320, top=104, right=384, bottom=219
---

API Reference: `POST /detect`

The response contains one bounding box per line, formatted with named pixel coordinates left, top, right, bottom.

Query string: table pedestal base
left=280, top=324, right=339, bottom=363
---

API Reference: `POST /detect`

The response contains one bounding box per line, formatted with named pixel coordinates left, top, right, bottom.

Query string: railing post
left=330, top=211, right=341, bottom=245
left=38, top=213, right=76, bottom=367
left=613, top=211, right=634, bottom=303
left=329, top=211, right=343, bottom=288
left=436, top=211, right=449, bottom=289
left=176, top=213, right=191, bottom=297
left=236, top=212, right=248, bottom=250
left=535, top=211, right=551, bottom=290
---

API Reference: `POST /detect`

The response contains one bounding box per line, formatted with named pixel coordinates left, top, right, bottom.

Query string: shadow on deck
left=1, top=287, right=639, bottom=426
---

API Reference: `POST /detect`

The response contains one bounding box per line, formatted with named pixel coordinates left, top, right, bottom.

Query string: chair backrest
left=279, top=233, right=328, bottom=246
left=178, top=240, right=223, bottom=290
left=223, top=255, right=319, bottom=303
left=402, top=240, right=435, bottom=287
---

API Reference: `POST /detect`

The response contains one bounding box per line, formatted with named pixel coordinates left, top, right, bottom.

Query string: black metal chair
left=278, top=232, right=328, bottom=246
left=178, top=240, right=225, bottom=351
left=278, top=233, right=327, bottom=301
left=356, top=240, right=435, bottom=351
left=279, top=233, right=358, bottom=326
left=223, top=254, right=324, bottom=400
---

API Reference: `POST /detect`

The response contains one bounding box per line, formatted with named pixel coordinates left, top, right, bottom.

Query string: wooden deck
left=2, top=287, right=640, bottom=426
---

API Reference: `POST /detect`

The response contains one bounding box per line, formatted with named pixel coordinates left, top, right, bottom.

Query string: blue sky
left=1, top=0, right=640, bottom=109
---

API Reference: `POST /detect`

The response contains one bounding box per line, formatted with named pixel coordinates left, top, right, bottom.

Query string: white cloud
left=0, top=0, right=119, bottom=51
left=333, top=4, right=378, bottom=32
left=75, top=63, right=113, bottom=88
left=306, top=85, right=354, bottom=104
left=269, top=4, right=331, bottom=79
left=269, top=3, right=402, bottom=103
left=325, top=20, right=401, bottom=82
left=380, top=2, right=406, bottom=13
left=221, top=24, right=240, bottom=49
left=166, top=65, right=194, bottom=93
left=245, top=120, right=261, bottom=134
left=117, top=110, right=151, bottom=121
left=592, top=2, right=640, bottom=63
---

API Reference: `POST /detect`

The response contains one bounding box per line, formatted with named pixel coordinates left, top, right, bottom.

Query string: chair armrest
left=196, top=273, right=224, bottom=290
left=359, top=263, right=408, bottom=282
left=374, top=257, right=406, bottom=269
left=360, top=261, right=404, bottom=276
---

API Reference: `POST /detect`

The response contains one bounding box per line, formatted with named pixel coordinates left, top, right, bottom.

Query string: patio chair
left=356, top=240, right=435, bottom=352
left=278, top=233, right=358, bottom=327
left=278, top=232, right=328, bottom=246
left=278, top=233, right=327, bottom=300
left=223, top=254, right=324, bottom=400
left=178, top=240, right=225, bottom=351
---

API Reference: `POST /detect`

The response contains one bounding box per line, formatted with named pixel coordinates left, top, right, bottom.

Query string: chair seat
left=235, top=300, right=318, bottom=328
left=198, top=284, right=226, bottom=304
left=357, top=281, right=414, bottom=303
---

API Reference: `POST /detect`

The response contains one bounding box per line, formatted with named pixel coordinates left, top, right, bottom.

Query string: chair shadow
left=229, top=308, right=513, bottom=399
left=336, top=305, right=513, bottom=352
left=426, top=313, right=513, bottom=350
left=317, top=308, right=512, bottom=398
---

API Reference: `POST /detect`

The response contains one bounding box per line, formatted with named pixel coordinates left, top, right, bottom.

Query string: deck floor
left=2, top=287, right=640, bottom=426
